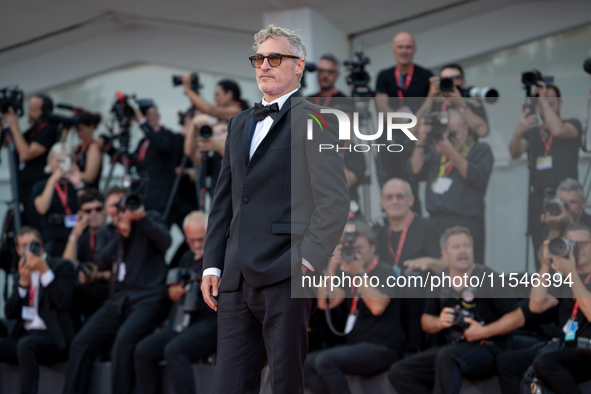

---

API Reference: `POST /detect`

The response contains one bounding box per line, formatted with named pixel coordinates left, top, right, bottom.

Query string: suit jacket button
left=242, top=197, right=249, bottom=204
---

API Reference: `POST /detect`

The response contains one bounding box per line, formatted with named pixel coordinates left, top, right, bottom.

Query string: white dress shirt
left=18, top=258, right=54, bottom=330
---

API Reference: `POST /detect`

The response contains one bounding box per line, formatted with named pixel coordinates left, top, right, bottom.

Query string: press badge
left=344, top=313, right=357, bottom=335
left=432, top=177, right=453, bottom=194
left=64, top=214, right=78, bottom=228
left=22, top=306, right=36, bottom=321
left=117, top=262, right=126, bottom=282
left=536, top=156, right=553, bottom=171
left=393, top=266, right=402, bottom=277
left=563, top=318, right=578, bottom=341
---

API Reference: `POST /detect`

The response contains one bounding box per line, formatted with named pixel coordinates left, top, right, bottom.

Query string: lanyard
left=571, top=272, right=591, bottom=319
left=539, top=125, right=554, bottom=155
left=387, top=213, right=415, bottom=267
left=89, top=232, right=95, bottom=257
left=28, top=277, right=38, bottom=306
left=394, top=65, right=415, bottom=106
left=437, top=135, right=474, bottom=178
left=54, top=182, right=72, bottom=215
left=314, top=88, right=338, bottom=107
left=75, top=139, right=94, bottom=163
left=350, top=258, right=379, bottom=314
left=138, top=125, right=161, bottom=162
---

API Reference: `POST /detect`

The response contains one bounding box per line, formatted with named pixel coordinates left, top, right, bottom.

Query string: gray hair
left=557, top=178, right=584, bottom=197
left=183, top=210, right=208, bottom=230
left=253, top=25, right=307, bottom=60
left=439, top=226, right=473, bottom=250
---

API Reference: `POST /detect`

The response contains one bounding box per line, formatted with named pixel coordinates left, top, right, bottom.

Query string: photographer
left=378, top=178, right=445, bottom=351
left=62, top=189, right=110, bottom=329
left=132, top=102, right=178, bottom=215
left=415, top=63, right=490, bottom=138
left=31, top=143, right=83, bottom=256
left=63, top=193, right=171, bottom=394
left=508, top=81, right=582, bottom=266
left=71, top=112, right=103, bottom=190
left=388, top=226, right=524, bottom=394
left=409, top=110, right=493, bottom=264
left=496, top=224, right=591, bottom=393
left=1, top=95, right=59, bottom=225
left=304, top=222, right=404, bottom=394
left=0, top=227, right=75, bottom=394
left=182, top=75, right=248, bottom=121
left=309, top=54, right=347, bottom=106
left=134, top=211, right=216, bottom=394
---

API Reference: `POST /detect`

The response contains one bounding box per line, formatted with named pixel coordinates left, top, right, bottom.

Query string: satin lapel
left=243, top=114, right=256, bottom=167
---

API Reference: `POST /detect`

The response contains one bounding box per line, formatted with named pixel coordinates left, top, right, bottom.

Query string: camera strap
left=387, top=213, right=415, bottom=268
left=571, top=271, right=591, bottom=319
left=137, top=125, right=162, bottom=162
left=349, top=258, right=379, bottom=314
left=54, top=182, right=72, bottom=215
left=394, top=65, right=415, bottom=106
left=314, top=88, right=338, bottom=107
left=89, top=233, right=95, bottom=257
left=28, top=274, right=39, bottom=306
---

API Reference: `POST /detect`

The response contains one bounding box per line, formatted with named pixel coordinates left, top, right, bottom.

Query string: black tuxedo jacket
left=5, top=257, right=76, bottom=352
left=203, top=91, right=350, bottom=292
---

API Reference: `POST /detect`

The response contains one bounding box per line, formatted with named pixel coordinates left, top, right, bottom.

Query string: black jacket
left=5, top=257, right=76, bottom=352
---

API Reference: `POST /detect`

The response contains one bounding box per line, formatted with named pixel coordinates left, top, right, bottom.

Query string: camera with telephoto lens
left=543, top=197, right=567, bottom=217
left=522, top=69, right=555, bottom=88
left=116, top=194, right=142, bottom=212
left=548, top=237, right=578, bottom=260
left=340, top=223, right=359, bottom=262
left=172, top=72, right=201, bottom=95
left=439, top=78, right=499, bottom=103
left=0, top=85, right=24, bottom=116
left=425, top=111, right=453, bottom=142
left=166, top=267, right=200, bottom=312
left=25, top=241, right=43, bottom=256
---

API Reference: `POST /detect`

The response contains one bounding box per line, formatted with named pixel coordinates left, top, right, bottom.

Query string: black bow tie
left=253, top=102, right=280, bottom=122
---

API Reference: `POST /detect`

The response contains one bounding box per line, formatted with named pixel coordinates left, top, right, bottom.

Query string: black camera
left=548, top=237, right=578, bottom=259
left=344, top=52, right=371, bottom=91
left=425, top=112, right=451, bottom=142
left=47, top=113, right=80, bottom=127
left=340, top=223, right=359, bottom=262
left=577, top=337, right=591, bottom=356
left=25, top=241, right=43, bottom=256
left=78, top=262, right=95, bottom=278
left=439, top=77, right=455, bottom=93
left=439, top=79, right=499, bottom=104
left=116, top=194, right=142, bottom=211
left=172, top=72, right=201, bottom=94
left=446, top=308, right=476, bottom=344
left=110, top=92, right=136, bottom=129
left=522, top=69, right=554, bottom=88
left=543, top=197, right=566, bottom=216
left=199, top=125, right=213, bottom=139
left=166, top=267, right=198, bottom=286
left=0, top=85, right=24, bottom=116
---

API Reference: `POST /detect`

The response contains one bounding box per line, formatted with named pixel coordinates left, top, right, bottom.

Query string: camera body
left=543, top=197, right=567, bottom=217
left=115, top=194, right=142, bottom=212
left=78, top=262, right=95, bottom=278
left=166, top=267, right=200, bottom=312
left=172, top=72, right=201, bottom=95
left=25, top=241, right=43, bottom=256
left=199, top=125, right=213, bottom=139
left=548, top=237, right=578, bottom=260
left=447, top=307, right=476, bottom=344
left=522, top=69, right=554, bottom=88
left=340, top=223, right=359, bottom=262
left=344, top=52, right=371, bottom=90
left=0, top=85, right=24, bottom=117
left=425, top=111, right=451, bottom=142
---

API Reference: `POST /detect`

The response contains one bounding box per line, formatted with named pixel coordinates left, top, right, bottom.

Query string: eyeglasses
left=82, top=206, right=104, bottom=214
left=249, top=53, right=300, bottom=68
left=575, top=240, right=591, bottom=247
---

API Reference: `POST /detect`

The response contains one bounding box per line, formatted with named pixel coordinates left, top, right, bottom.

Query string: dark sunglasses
left=82, top=206, right=104, bottom=214
left=249, top=53, right=300, bottom=68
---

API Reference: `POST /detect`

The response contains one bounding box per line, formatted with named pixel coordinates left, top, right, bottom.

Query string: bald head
left=392, top=32, right=416, bottom=67
left=183, top=211, right=207, bottom=259
left=381, top=178, right=414, bottom=221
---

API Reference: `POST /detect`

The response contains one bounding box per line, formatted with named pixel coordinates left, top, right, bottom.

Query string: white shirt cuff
left=18, top=287, right=27, bottom=298
left=40, top=270, right=55, bottom=287
left=203, top=268, right=222, bottom=278
left=302, top=258, right=315, bottom=272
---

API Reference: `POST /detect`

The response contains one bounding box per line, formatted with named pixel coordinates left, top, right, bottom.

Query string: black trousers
left=430, top=214, right=485, bottom=265
left=213, top=278, right=314, bottom=394
left=62, top=299, right=169, bottom=394
left=304, top=341, right=402, bottom=394
left=134, top=317, right=217, bottom=394
left=0, top=330, right=66, bottom=394
left=388, top=342, right=501, bottom=394
left=496, top=345, right=591, bottom=394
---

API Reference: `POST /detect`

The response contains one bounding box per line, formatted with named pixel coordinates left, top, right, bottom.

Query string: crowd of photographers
left=0, top=29, right=590, bottom=394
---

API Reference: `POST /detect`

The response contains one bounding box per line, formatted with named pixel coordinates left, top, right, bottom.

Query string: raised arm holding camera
left=496, top=224, right=591, bottom=393
left=306, top=222, right=404, bottom=394
left=134, top=211, right=217, bottom=394
left=180, top=74, right=247, bottom=121
left=0, top=227, right=75, bottom=394
left=63, top=192, right=171, bottom=394
left=388, top=226, right=524, bottom=394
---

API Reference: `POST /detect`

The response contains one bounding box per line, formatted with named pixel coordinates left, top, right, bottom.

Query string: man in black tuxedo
left=0, top=226, right=76, bottom=394
left=201, top=24, right=350, bottom=393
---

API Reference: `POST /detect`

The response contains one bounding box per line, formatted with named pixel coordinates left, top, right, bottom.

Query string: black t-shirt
left=522, top=119, right=582, bottom=195
left=375, top=64, right=433, bottom=114
left=19, top=122, right=58, bottom=184
left=31, top=179, right=79, bottom=242
left=424, top=264, right=519, bottom=347
left=377, top=214, right=441, bottom=268
left=549, top=271, right=591, bottom=340
left=341, top=262, right=405, bottom=349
